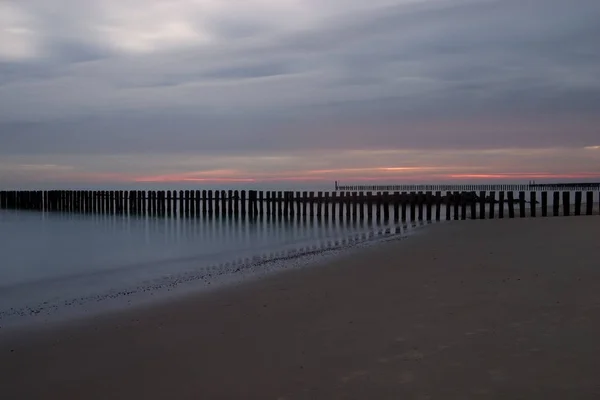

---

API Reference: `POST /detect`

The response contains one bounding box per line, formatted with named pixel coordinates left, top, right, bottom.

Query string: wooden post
left=453, top=191, right=460, bottom=220
left=184, top=189, right=190, bottom=217
left=141, top=191, right=147, bottom=216
left=254, top=191, right=261, bottom=217
left=541, top=191, right=547, bottom=217
left=469, top=191, right=476, bottom=219
left=574, top=191, right=582, bottom=216
left=401, top=192, right=408, bottom=221
left=518, top=191, right=525, bottom=218
left=268, top=191, right=275, bottom=217
left=553, top=191, right=559, bottom=216
left=114, top=190, right=121, bottom=214
left=393, top=191, right=400, bottom=222
left=241, top=190, right=246, bottom=217
left=562, top=192, right=570, bottom=216
left=258, top=191, right=264, bottom=216
left=346, top=191, right=352, bottom=221
left=207, top=190, right=213, bottom=215
left=417, top=192, right=424, bottom=221
left=382, top=192, right=389, bottom=222
left=214, top=190, right=220, bottom=217
left=507, top=191, right=515, bottom=218
left=459, top=192, right=467, bottom=220
left=225, top=190, right=232, bottom=216
left=232, top=190, right=238, bottom=217
left=288, top=191, right=294, bottom=218
left=302, top=191, right=308, bottom=217
left=166, top=191, right=172, bottom=217
left=586, top=191, right=593, bottom=215
left=339, top=192, right=345, bottom=222
left=201, top=190, right=207, bottom=216
left=156, top=190, right=165, bottom=217
left=425, top=191, right=432, bottom=221
left=109, top=191, right=115, bottom=215
left=307, top=191, right=313, bottom=217
left=530, top=192, right=537, bottom=217
left=177, top=190, right=183, bottom=218
left=435, top=191, right=441, bottom=221
left=445, top=191, right=451, bottom=221
left=221, top=190, right=227, bottom=216
left=249, top=191, right=256, bottom=218
left=489, top=191, right=495, bottom=219
left=195, top=190, right=201, bottom=217
left=265, top=191, right=271, bottom=216
left=283, top=191, right=289, bottom=217
left=155, top=191, right=161, bottom=216
left=409, top=192, right=416, bottom=222
left=479, top=191, right=486, bottom=219
left=277, top=191, right=283, bottom=218
left=317, top=192, right=323, bottom=219
left=350, top=192, right=357, bottom=221
left=331, top=192, right=337, bottom=220
left=127, top=190, right=133, bottom=215
left=148, top=191, right=154, bottom=216
left=366, top=192, right=373, bottom=221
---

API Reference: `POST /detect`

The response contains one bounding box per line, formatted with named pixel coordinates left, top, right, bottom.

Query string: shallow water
left=0, top=209, right=427, bottom=328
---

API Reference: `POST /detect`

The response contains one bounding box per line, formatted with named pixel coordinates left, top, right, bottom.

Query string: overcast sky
left=1, top=0, right=599, bottom=186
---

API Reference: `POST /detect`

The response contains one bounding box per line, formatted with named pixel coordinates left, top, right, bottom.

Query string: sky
left=1, top=0, right=599, bottom=187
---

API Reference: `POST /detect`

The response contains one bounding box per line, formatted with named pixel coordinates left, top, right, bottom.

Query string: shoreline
left=1, top=217, right=599, bottom=399
left=0, top=220, right=431, bottom=333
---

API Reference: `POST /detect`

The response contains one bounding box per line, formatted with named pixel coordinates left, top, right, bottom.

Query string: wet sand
left=1, top=217, right=599, bottom=399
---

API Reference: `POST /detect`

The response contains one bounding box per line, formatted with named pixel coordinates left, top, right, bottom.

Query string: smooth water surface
left=0, top=209, right=423, bottom=327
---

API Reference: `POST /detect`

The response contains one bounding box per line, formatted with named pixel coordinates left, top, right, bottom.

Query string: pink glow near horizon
left=45, top=171, right=600, bottom=184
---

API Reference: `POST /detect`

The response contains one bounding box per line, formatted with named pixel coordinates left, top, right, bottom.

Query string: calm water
left=0, top=208, right=427, bottom=328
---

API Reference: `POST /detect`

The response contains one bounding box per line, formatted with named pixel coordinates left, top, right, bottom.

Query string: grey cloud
left=1, top=0, right=600, bottom=158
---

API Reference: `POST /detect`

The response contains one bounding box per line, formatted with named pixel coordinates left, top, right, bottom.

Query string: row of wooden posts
left=0, top=190, right=598, bottom=222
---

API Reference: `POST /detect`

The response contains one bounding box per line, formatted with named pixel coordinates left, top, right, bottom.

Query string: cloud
left=0, top=0, right=599, bottom=183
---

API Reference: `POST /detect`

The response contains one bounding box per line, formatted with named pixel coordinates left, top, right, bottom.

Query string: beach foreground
left=1, top=217, right=599, bottom=399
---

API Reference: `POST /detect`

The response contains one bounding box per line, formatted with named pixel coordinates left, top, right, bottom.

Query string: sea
left=0, top=182, right=596, bottom=330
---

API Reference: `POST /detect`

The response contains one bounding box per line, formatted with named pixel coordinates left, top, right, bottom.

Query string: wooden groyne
left=0, top=189, right=598, bottom=222
left=334, top=181, right=600, bottom=192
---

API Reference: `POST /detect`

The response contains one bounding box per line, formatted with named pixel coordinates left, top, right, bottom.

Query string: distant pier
left=334, top=181, right=600, bottom=192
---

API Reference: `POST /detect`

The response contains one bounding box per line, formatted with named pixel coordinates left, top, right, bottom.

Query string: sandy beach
left=1, top=217, right=599, bottom=399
